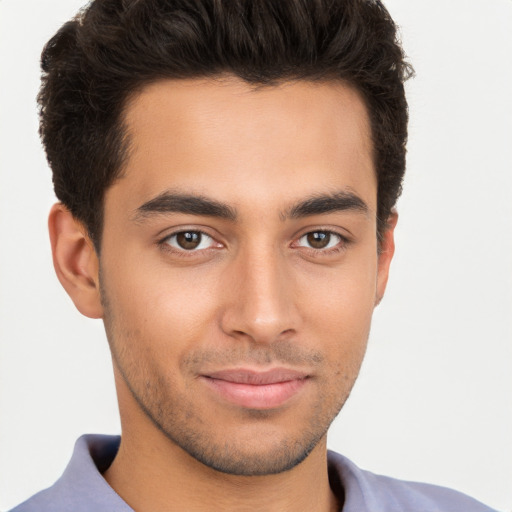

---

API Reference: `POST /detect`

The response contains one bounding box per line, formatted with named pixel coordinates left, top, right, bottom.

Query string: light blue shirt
left=10, top=434, right=498, bottom=511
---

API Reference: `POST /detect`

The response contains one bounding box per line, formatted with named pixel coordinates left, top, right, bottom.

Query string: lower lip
left=201, top=377, right=308, bottom=409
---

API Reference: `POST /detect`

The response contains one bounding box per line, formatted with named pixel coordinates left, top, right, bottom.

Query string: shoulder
left=328, top=450, right=498, bottom=512
left=8, top=434, right=129, bottom=512
left=9, top=486, right=63, bottom=512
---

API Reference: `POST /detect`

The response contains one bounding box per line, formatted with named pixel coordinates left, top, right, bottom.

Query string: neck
left=104, top=421, right=339, bottom=512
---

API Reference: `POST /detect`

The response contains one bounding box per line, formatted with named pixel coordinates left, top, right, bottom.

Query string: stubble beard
left=100, top=276, right=364, bottom=477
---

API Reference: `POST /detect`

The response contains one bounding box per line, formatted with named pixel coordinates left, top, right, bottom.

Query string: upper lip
left=202, top=368, right=309, bottom=385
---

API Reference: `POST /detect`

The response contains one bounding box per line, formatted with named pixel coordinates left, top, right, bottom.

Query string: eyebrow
left=133, top=191, right=237, bottom=222
left=285, top=191, right=369, bottom=219
left=132, top=189, right=369, bottom=223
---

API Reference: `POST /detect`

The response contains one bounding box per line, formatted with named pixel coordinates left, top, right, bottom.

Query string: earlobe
left=375, top=211, right=398, bottom=306
left=48, top=203, right=103, bottom=319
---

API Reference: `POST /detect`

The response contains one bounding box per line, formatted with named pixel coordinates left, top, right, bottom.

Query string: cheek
left=297, top=259, right=377, bottom=363
left=299, top=256, right=377, bottom=325
left=102, top=255, right=222, bottom=360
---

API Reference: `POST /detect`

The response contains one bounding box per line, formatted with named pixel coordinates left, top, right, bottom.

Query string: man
left=6, top=0, right=501, bottom=511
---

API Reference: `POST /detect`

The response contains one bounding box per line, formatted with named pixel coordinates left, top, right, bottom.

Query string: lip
left=200, top=368, right=309, bottom=409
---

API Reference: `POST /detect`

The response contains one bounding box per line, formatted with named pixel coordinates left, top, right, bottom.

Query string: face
left=97, top=77, right=393, bottom=476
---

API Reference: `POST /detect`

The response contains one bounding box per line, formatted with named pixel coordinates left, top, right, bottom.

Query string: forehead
left=112, top=77, right=376, bottom=213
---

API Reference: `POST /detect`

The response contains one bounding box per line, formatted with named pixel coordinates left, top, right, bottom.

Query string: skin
left=49, top=77, right=396, bottom=512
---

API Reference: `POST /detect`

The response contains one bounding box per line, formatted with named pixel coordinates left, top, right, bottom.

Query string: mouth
left=199, top=368, right=310, bottom=410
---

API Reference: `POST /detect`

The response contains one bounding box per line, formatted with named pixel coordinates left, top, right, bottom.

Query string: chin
left=173, top=434, right=323, bottom=476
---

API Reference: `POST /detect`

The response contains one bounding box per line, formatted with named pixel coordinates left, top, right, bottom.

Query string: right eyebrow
left=132, top=191, right=237, bottom=223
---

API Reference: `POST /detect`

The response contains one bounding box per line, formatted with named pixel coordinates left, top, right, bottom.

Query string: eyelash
left=292, top=230, right=351, bottom=258
left=158, top=229, right=350, bottom=257
left=159, top=229, right=220, bottom=258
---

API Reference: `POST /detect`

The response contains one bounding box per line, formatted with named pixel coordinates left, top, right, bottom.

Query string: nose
left=219, top=247, right=299, bottom=344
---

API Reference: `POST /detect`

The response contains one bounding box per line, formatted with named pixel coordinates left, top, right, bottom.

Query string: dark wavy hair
left=39, top=0, right=413, bottom=249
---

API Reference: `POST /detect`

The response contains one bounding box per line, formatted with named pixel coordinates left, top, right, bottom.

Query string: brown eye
left=306, top=231, right=331, bottom=249
left=296, top=231, right=343, bottom=251
left=165, top=231, right=214, bottom=251
left=176, top=231, right=202, bottom=250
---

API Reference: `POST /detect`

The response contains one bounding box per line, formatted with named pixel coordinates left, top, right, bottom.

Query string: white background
left=0, top=0, right=511, bottom=510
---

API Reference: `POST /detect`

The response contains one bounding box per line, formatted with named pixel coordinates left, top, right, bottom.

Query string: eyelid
left=158, top=227, right=224, bottom=254
left=296, top=231, right=342, bottom=249
left=293, top=225, right=352, bottom=242
left=166, top=231, right=214, bottom=250
left=291, top=227, right=352, bottom=254
left=156, top=225, right=351, bottom=257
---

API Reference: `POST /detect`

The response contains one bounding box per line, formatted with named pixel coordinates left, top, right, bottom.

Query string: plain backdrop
left=0, top=0, right=511, bottom=510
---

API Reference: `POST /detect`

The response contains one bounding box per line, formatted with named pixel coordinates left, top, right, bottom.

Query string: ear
left=375, top=210, right=398, bottom=306
left=48, top=203, right=103, bottom=318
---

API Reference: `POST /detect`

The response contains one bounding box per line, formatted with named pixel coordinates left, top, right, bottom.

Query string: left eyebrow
left=284, top=191, right=370, bottom=219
